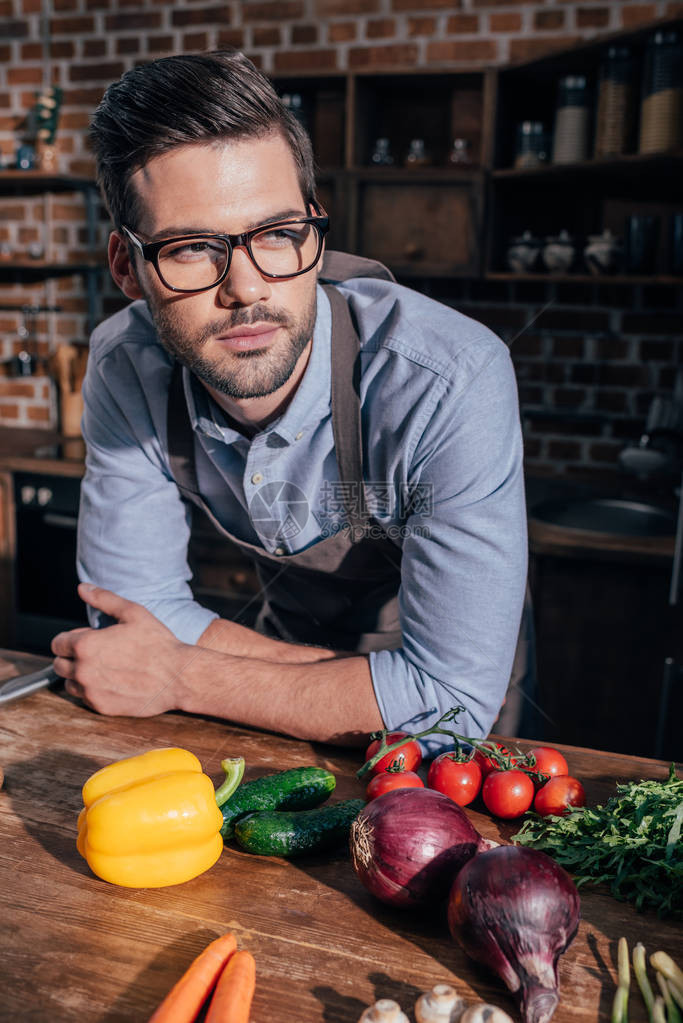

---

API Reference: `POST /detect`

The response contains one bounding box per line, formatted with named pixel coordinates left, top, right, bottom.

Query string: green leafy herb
left=512, top=765, right=683, bottom=919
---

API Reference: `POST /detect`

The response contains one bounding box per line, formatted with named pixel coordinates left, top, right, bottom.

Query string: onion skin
left=350, top=787, right=486, bottom=909
left=448, top=845, right=580, bottom=1023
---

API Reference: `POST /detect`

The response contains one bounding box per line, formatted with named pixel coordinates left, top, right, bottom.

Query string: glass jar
left=448, top=138, right=472, bottom=165
left=552, top=75, right=590, bottom=164
left=639, top=30, right=683, bottom=154
left=594, top=46, right=637, bottom=157
left=404, top=138, right=431, bottom=167
left=514, top=121, right=549, bottom=169
left=370, top=137, right=394, bottom=166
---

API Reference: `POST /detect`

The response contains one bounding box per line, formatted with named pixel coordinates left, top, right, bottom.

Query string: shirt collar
left=183, top=283, right=332, bottom=447
left=266, top=283, right=331, bottom=445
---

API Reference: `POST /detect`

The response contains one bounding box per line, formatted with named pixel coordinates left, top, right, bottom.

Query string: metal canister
left=639, top=30, right=683, bottom=154
left=594, top=45, right=637, bottom=157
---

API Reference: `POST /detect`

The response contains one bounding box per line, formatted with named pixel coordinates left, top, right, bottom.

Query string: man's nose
left=217, top=246, right=272, bottom=307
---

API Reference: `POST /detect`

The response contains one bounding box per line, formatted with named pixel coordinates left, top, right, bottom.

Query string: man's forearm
left=197, top=617, right=342, bottom=663
left=175, top=644, right=385, bottom=746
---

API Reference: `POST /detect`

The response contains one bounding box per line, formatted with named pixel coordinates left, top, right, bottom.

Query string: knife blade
left=0, top=666, right=60, bottom=706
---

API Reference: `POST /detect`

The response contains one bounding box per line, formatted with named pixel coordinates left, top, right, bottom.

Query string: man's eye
left=259, top=225, right=307, bottom=245
left=163, top=240, right=223, bottom=260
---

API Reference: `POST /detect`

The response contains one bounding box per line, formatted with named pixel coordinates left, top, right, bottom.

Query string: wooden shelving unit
left=0, top=172, right=102, bottom=333
left=274, top=17, right=682, bottom=285
left=487, top=16, right=683, bottom=281
left=272, top=67, right=493, bottom=279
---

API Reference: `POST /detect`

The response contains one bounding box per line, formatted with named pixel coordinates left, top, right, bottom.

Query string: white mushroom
left=358, top=998, right=410, bottom=1023
left=460, top=1003, right=515, bottom=1023
left=415, top=983, right=466, bottom=1022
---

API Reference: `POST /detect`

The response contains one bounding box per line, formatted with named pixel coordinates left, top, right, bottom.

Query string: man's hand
left=51, top=583, right=192, bottom=717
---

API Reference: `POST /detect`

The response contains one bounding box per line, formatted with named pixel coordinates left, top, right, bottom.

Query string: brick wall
left=0, top=0, right=681, bottom=481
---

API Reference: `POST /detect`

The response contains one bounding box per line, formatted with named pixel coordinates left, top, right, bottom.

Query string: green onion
left=652, top=997, right=666, bottom=1023
left=657, top=974, right=683, bottom=1023
left=633, top=944, right=655, bottom=1022
left=611, top=938, right=631, bottom=1023
left=651, top=952, right=683, bottom=993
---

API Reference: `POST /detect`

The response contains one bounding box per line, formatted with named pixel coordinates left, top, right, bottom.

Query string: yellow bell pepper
left=77, top=747, right=224, bottom=888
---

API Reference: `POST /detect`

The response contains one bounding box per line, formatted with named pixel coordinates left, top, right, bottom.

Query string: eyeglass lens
left=156, top=221, right=321, bottom=290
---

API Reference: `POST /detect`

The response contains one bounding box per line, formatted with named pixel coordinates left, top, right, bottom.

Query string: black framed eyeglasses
left=121, top=211, right=329, bottom=293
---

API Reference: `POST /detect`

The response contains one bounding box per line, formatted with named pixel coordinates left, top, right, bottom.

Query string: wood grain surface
left=1, top=649, right=681, bottom=1023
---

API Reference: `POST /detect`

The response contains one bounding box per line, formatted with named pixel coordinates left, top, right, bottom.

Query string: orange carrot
left=205, top=949, right=256, bottom=1023
left=148, top=932, right=237, bottom=1023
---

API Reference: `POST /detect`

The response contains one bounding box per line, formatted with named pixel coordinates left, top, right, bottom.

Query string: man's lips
left=215, top=323, right=282, bottom=349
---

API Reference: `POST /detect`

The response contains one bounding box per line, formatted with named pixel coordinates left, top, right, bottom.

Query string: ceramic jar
left=584, top=229, right=623, bottom=274
left=542, top=229, right=576, bottom=272
left=506, top=230, right=541, bottom=273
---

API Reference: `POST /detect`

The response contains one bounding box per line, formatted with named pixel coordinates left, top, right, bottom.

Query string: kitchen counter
left=0, top=426, right=85, bottom=476
left=1, top=648, right=681, bottom=1022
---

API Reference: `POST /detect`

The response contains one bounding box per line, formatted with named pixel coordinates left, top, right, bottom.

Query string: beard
left=147, top=290, right=317, bottom=400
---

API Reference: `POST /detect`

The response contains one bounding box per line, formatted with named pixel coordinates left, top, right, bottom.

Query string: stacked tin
left=552, top=76, right=590, bottom=163
left=639, top=30, right=683, bottom=153
left=594, top=46, right=637, bottom=156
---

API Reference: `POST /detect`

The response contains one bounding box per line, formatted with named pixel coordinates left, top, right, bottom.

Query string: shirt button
left=295, top=431, right=304, bottom=441
left=275, top=546, right=286, bottom=556
left=251, top=472, right=263, bottom=484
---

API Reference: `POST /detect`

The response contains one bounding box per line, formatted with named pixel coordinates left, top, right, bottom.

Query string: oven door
left=13, top=472, right=88, bottom=654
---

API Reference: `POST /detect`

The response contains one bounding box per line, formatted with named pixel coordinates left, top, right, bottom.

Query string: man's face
left=123, top=134, right=319, bottom=401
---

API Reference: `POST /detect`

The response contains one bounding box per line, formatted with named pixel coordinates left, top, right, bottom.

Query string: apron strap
left=322, top=282, right=369, bottom=531
left=168, top=361, right=200, bottom=498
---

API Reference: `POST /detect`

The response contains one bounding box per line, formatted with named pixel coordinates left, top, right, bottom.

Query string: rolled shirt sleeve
left=368, top=345, right=527, bottom=755
left=77, top=336, right=219, bottom=644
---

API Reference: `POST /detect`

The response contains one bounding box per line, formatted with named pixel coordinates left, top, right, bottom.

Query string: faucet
left=620, top=374, right=683, bottom=606
left=619, top=372, right=683, bottom=480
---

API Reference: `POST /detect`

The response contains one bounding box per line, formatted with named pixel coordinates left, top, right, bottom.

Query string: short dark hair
left=89, top=50, right=317, bottom=230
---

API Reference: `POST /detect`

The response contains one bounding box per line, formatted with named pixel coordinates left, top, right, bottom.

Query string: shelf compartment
left=270, top=74, right=347, bottom=170
left=351, top=71, right=485, bottom=170
left=0, top=171, right=97, bottom=195
left=351, top=177, right=482, bottom=278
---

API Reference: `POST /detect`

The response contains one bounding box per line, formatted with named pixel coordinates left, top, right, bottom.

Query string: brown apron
left=166, top=251, right=537, bottom=732
left=167, top=252, right=404, bottom=653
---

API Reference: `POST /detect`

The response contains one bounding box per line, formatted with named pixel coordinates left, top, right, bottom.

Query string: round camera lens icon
left=249, top=480, right=310, bottom=542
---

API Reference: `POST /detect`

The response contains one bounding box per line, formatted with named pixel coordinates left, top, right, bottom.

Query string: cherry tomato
left=473, top=742, right=516, bottom=778
left=482, top=768, right=535, bottom=819
left=534, top=775, right=586, bottom=816
left=366, top=770, right=424, bottom=801
left=427, top=753, right=482, bottom=807
left=365, top=731, right=422, bottom=775
left=525, top=746, right=569, bottom=782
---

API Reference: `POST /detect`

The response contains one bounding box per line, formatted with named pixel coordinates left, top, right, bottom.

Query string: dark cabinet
left=530, top=542, right=681, bottom=760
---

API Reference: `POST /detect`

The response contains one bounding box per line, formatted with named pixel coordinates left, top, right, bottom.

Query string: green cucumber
left=234, top=798, right=366, bottom=857
left=218, top=766, right=336, bottom=839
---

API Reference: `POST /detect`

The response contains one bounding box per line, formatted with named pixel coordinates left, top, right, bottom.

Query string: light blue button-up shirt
left=78, top=277, right=527, bottom=752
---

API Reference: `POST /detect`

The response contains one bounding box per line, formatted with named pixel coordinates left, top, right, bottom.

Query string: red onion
left=448, top=845, right=580, bottom=1023
left=349, top=787, right=488, bottom=908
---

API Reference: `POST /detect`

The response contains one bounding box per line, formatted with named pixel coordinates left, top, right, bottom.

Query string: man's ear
left=108, top=230, right=144, bottom=300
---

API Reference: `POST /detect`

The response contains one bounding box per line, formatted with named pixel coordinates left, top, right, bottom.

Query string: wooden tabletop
left=1, top=649, right=681, bottom=1023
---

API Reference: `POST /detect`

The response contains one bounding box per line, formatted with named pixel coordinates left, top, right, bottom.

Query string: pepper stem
left=214, top=757, right=245, bottom=807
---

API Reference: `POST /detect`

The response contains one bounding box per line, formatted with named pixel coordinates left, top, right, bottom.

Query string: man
left=51, top=50, right=531, bottom=752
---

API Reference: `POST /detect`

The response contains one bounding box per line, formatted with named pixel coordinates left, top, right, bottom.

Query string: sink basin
left=530, top=498, right=677, bottom=537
